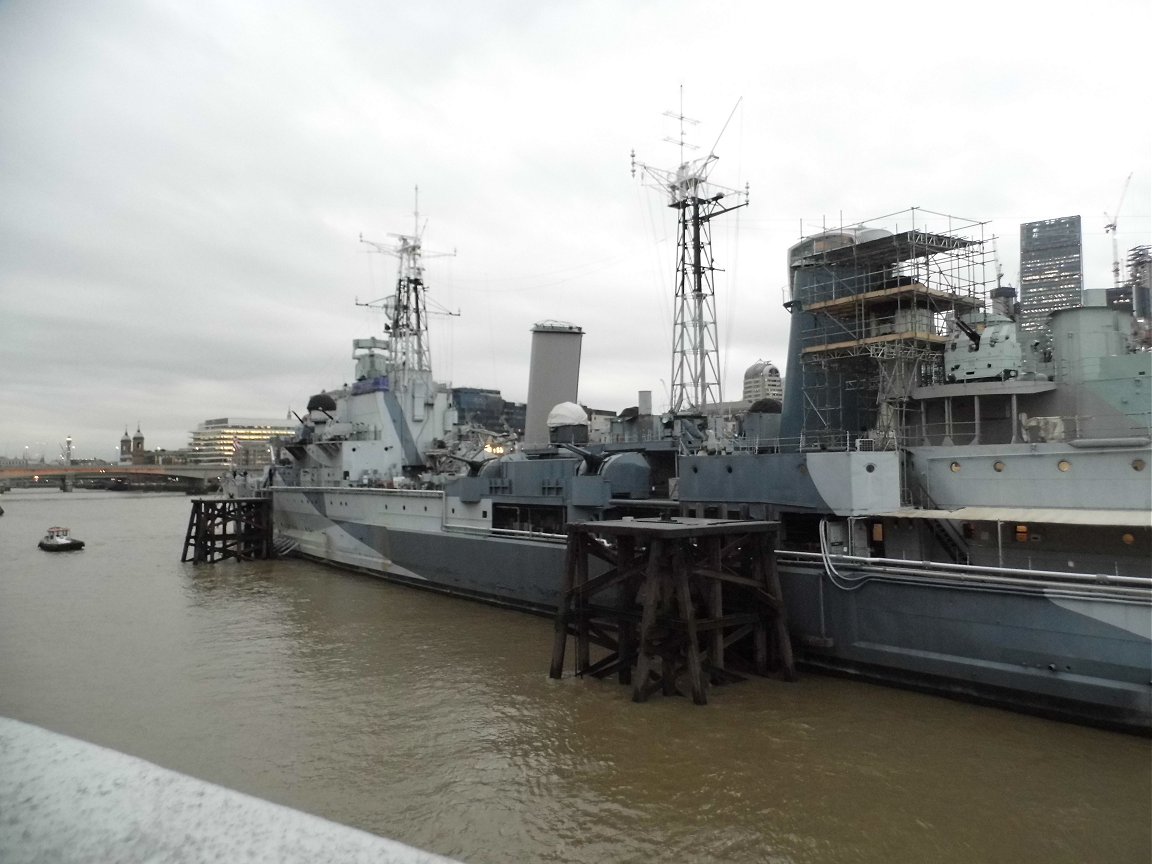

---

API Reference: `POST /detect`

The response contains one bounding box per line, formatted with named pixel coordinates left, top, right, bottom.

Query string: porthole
left=993, top=461, right=1005, bottom=473
left=1057, top=459, right=1071, bottom=472
left=865, top=463, right=876, bottom=473
left=726, top=465, right=733, bottom=474
left=949, top=462, right=961, bottom=473
left=1133, top=459, right=1146, bottom=472
left=1121, top=533, right=1135, bottom=545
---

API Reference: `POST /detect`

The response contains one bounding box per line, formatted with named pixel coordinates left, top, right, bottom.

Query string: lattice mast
left=632, top=98, right=748, bottom=414
left=358, top=186, right=455, bottom=391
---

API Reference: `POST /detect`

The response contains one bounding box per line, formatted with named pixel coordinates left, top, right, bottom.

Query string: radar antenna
left=662, top=85, right=700, bottom=165
left=632, top=94, right=748, bottom=414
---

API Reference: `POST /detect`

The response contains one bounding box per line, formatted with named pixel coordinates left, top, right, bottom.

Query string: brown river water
left=1, top=488, right=1149, bottom=863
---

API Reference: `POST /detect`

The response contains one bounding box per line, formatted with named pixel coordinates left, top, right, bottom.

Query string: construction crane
left=1104, top=172, right=1133, bottom=292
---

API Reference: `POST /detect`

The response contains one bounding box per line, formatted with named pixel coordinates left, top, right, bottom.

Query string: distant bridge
left=0, top=464, right=233, bottom=482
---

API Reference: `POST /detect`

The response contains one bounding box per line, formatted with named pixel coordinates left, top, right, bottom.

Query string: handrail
left=784, top=548, right=1152, bottom=588
left=719, top=415, right=1152, bottom=454
left=788, top=533, right=1152, bottom=603
left=440, top=523, right=567, bottom=542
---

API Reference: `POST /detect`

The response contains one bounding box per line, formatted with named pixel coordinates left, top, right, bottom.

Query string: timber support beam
left=550, top=516, right=795, bottom=704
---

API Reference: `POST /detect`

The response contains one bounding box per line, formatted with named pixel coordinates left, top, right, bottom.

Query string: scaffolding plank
left=803, top=283, right=983, bottom=315
left=801, top=331, right=949, bottom=355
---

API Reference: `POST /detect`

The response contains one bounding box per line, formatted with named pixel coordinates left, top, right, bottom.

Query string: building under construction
left=1126, top=245, right=1151, bottom=320
left=779, top=208, right=992, bottom=452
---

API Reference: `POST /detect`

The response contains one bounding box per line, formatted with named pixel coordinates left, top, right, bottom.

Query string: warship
left=266, top=165, right=1151, bottom=732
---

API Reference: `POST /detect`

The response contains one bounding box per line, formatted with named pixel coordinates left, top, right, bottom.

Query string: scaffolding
left=1128, top=245, right=1152, bottom=321
left=789, top=209, right=992, bottom=450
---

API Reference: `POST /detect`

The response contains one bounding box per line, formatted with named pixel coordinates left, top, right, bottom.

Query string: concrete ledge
left=0, top=717, right=460, bottom=864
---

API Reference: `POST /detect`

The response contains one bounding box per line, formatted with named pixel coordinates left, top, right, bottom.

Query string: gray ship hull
left=272, top=487, right=568, bottom=611
left=778, top=565, right=1150, bottom=731
left=271, top=487, right=1151, bottom=732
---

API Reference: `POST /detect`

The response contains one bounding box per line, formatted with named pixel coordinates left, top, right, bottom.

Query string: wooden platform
left=549, top=516, right=795, bottom=704
left=803, top=283, right=982, bottom=316
left=801, top=330, right=948, bottom=355
left=181, top=497, right=273, bottom=564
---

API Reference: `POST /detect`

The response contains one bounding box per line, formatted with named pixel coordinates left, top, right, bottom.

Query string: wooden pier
left=181, top=497, right=274, bottom=563
left=549, top=516, right=795, bottom=704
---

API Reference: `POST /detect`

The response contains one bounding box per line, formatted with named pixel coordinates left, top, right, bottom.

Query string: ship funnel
left=525, top=321, right=583, bottom=446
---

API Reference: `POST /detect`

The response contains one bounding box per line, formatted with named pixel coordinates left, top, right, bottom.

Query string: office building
left=188, top=417, right=298, bottom=465
left=1018, top=215, right=1084, bottom=335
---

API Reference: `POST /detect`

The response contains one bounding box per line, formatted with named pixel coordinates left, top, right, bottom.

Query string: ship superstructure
left=274, top=204, right=507, bottom=497
left=267, top=188, right=1150, bottom=731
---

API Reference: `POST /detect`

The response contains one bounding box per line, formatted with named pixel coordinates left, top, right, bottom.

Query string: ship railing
left=726, top=431, right=896, bottom=454
left=490, top=526, right=568, bottom=541
left=908, top=414, right=1152, bottom=447
left=275, top=483, right=445, bottom=497
left=727, top=435, right=806, bottom=454
left=440, top=522, right=568, bottom=542
left=339, top=484, right=444, bottom=496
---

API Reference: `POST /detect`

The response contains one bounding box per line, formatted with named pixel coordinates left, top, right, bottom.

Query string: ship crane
left=1104, top=172, right=1133, bottom=292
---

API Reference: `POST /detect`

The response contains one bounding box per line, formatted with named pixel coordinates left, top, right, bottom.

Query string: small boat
left=38, top=527, right=85, bottom=552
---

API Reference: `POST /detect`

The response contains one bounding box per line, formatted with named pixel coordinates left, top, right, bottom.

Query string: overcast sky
left=2, top=0, right=1149, bottom=460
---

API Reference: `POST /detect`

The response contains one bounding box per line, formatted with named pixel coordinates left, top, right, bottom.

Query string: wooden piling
left=181, top=497, right=273, bottom=564
left=549, top=517, right=794, bottom=704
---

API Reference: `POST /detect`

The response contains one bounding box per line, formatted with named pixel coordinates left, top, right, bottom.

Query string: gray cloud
left=2, top=0, right=1149, bottom=459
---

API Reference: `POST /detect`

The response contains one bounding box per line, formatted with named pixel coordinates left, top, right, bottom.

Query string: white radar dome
left=546, top=402, right=588, bottom=428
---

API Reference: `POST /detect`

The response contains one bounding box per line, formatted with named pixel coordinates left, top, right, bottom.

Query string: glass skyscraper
left=1018, top=215, right=1084, bottom=336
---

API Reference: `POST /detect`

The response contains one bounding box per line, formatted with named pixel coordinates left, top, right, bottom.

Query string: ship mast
left=632, top=96, right=748, bottom=414
left=358, top=186, right=455, bottom=392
